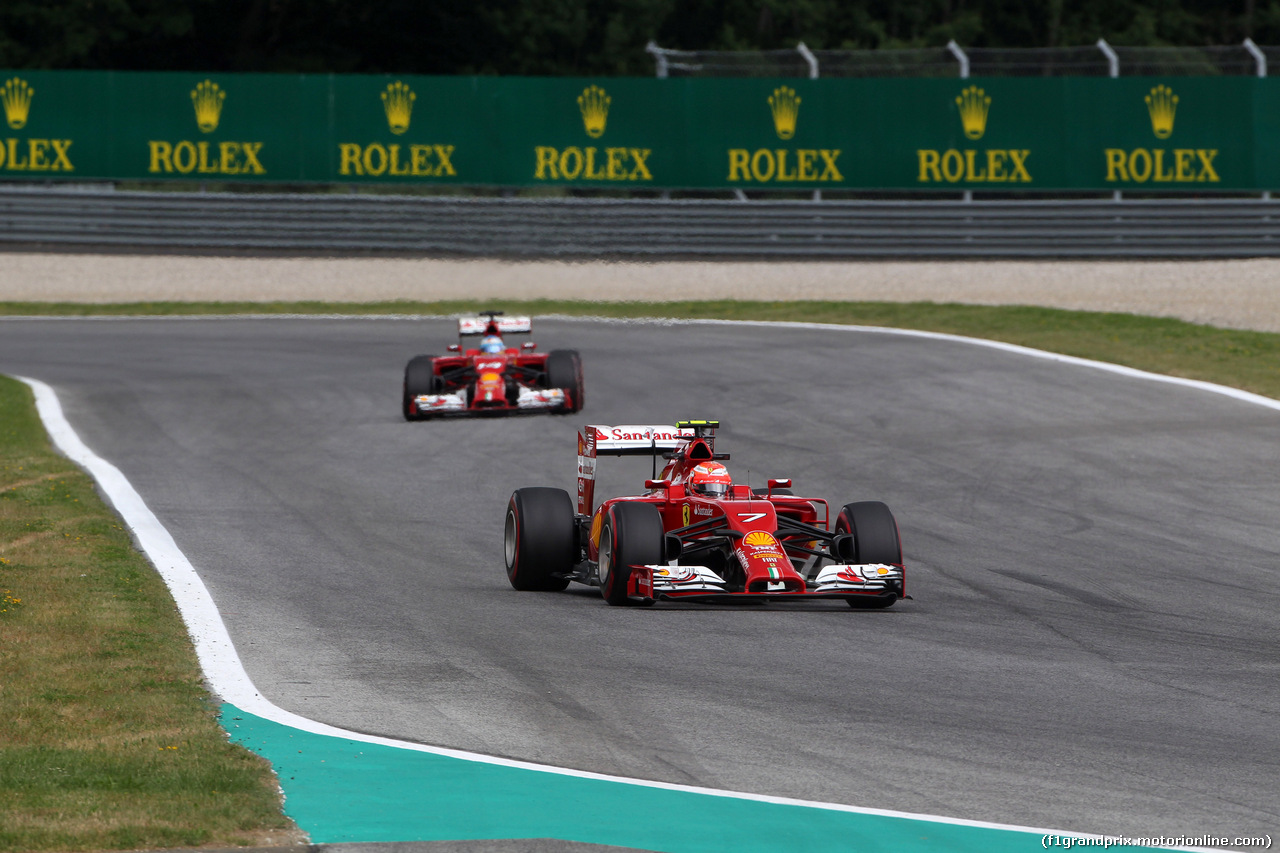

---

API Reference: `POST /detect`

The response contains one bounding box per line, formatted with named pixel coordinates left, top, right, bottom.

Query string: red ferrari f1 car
left=402, top=312, right=584, bottom=420
left=504, top=420, right=907, bottom=608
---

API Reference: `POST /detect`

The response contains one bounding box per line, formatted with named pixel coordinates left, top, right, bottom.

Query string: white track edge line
left=13, top=329, right=1233, bottom=851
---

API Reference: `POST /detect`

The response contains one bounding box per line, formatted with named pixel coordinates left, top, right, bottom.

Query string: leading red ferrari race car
left=402, top=311, right=584, bottom=420
left=504, top=420, right=908, bottom=608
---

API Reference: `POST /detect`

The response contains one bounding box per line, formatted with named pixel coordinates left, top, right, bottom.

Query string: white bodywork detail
left=589, top=424, right=695, bottom=454
left=458, top=315, right=532, bottom=335
left=515, top=386, right=566, bottom=409
left=412, top=392, right=467, bottom=412
left=645, top=564, right=727, bottom=592
left=813, top=563, right=902, bottom=592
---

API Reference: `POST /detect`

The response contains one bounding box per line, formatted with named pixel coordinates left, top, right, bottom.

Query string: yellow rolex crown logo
left=955, top=85, right=991, bottom=140
left=768, top=86, right=800, bottom=140
left=1145, top=84, right=1178, bottom=139
left=190, top=80, right=226, bottom=133
left=1, top=78, right=33, bottom=130
left=381, top=81, right=416, bottom=135
left=577, top=85, right=611, bottom=138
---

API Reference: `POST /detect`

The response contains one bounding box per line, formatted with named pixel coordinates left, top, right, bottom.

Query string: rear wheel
left=834, top=501, right=902, bottom=610
left=403, top=355, right=440, bottom=421
left=546, top=350, right=584, bottom=414
left=504, top=488, right=574, bottom=591
left=598, top=502, right=663, bottom=606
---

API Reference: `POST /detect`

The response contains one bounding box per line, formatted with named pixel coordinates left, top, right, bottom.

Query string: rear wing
left=457, top=315, right=532, bottom=336
left=577, top=424, right=694, bottom=515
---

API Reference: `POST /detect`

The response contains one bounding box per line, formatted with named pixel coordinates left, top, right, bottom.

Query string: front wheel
left=598, top=502, right=663, bottom=606
left=834, top=501, right=902, bottom=610
left=546, top=349, right=585, bottom=414
left=403, top=354, right=440, bottom=421
left=505, top=488, right=574, bottom=591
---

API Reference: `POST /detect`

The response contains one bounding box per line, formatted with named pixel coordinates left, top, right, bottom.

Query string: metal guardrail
left=2, top=186, right=1279, bottom=258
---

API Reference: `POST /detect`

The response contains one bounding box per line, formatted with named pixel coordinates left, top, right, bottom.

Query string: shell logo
left=743, top=531, right=777, bottom=548
left=480, top=372, right=501, bottom=383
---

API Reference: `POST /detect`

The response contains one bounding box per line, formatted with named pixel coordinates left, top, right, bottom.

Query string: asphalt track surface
left=2, top=317, right=1278, bottom=845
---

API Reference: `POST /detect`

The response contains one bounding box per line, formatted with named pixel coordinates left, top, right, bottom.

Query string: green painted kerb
left=222, top=702, right=1127, bottom=852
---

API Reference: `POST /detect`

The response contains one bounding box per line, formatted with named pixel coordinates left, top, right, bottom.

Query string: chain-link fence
left=964, top=46, right=1113, bottom=76
left=646, top=41, right=1273, bottom=78
left=644, top=46, right=815, bottom=78
left=810, top=47, right=959, bottom=78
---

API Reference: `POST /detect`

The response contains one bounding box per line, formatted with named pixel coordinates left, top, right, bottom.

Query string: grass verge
left=0, top=376, right=301, bottom=852
left=3, top=298, right=1279, bottom=401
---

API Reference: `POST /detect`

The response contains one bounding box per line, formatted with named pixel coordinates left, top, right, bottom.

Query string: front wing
left=629, top=562, right=904, bottom=603
left=412, top=386, right=568, bottom=415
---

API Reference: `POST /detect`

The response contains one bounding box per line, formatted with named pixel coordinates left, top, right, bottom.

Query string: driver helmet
left=479, top=335, right=504, bottom=354
left=688, top=462, right=732, bottom=498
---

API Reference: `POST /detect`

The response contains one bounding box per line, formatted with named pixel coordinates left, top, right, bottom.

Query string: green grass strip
left=3, top=298, right=1278, bottom=401
left=0, top=376, right=298, bottom=853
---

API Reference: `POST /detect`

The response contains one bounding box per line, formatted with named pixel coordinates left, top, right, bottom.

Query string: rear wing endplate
left=577, top=424, right=694, bottom=515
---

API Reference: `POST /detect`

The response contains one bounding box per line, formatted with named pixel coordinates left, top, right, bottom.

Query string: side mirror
left=521, top=341, right=537, bottom=350
left=447, top=344, right=461, bottom=352
left=767, top=478, right=792, bottom=490
left=644, top=479, right=670, bottom=490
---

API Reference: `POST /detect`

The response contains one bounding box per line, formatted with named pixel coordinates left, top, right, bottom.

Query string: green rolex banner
left=0, top=69, right=1272, bottom=191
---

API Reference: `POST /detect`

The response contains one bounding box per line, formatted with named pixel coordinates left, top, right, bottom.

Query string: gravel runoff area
left=5, top=253, right=1280, bottom=332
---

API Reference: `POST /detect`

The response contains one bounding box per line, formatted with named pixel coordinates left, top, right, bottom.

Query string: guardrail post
left=947, top=40, right=969, bottom=78
left=796, top=42, right=821, bottom=200
left=645, top=41, right=669, bottom=78
left=796, top=42, right=819, bottom=79
left=1244, top=38, right=1267, bottom=77
left=945, top=49, right=972, bottom=204
left=1098, top=39, right=1121, bottom=201
left=1097, top=39, right=1119, bottom=77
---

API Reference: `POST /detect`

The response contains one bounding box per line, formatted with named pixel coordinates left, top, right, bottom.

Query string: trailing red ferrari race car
left=402, top=311, right=584, bottom=420
left=504, top=420, right=908, bottom=608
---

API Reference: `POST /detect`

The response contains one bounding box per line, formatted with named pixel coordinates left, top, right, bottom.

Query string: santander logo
left=603, top=427, right=691, bottom=441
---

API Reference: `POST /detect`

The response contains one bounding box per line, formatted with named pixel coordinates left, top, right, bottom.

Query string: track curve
left=2, top=316, right=1277, bottom=842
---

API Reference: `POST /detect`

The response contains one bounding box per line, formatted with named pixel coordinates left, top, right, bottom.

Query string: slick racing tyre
left=403, top=354, right=440, bottom=421
left=598, top=502, right=662, bottom=607
left=834, top=501, right=902, bottom=610
left=546, top=349, right=585, bottom=414
left=505, top=488, right=573, bottom=592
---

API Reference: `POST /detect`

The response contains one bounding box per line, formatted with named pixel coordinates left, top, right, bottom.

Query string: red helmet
left=688, top=462, right=731, bottom=498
